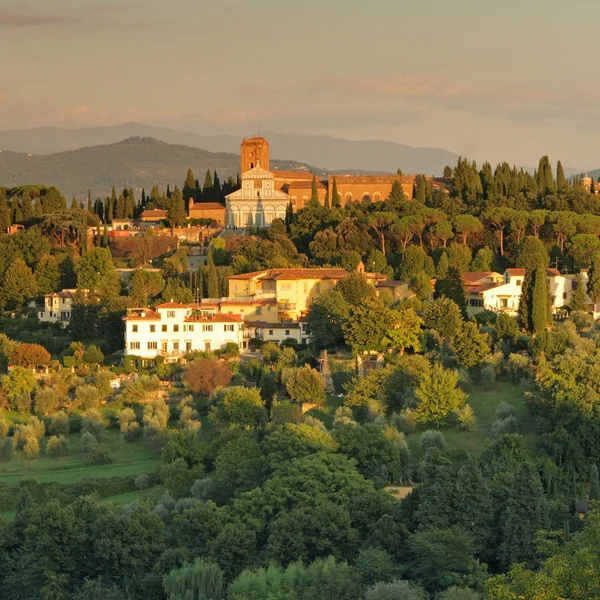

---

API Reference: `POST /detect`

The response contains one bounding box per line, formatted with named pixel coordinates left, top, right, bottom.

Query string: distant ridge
left=0, top=122, right=460, bottom=176
left=0, top=137, right=316, bottom=198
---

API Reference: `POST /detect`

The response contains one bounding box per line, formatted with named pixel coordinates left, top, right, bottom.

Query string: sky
left=2, top=0, right=600, bottom=169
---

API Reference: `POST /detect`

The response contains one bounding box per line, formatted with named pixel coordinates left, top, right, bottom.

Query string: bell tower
left=240, top=137, right=270, bottom=173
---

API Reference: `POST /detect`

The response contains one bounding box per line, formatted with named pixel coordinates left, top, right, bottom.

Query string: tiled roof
left=123, top=309, right=161, bottom=321
left=221, top=297, right=277, bottom=305
left=185, top=314, right=243, bottom=323
left=286, top=181, right=327, bottom=190
left=155, top=302, right=190, bottom=309
left=271, top=170, right=314, bottom=179
left=189, top=202, right=226, bottom=211
left=505, top=268, right=560, bottom=277
left=466, top=282, right=505, bottom=294
left=376, top=280, right=407, bottom=288
left=229, top=268, right=349, bottom=281
left=462, top=272, right=498, bottom=283
left=140, top=209, right=167, bottom=218
left=245, top=321, right=300, bottom=329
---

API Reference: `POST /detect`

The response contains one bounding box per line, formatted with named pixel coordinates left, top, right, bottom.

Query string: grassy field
left=405, top=380, right=535, bottom=458
left=0, top=429, right=160, bottom=485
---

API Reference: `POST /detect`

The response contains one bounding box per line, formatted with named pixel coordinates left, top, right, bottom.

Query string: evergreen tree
left=116, top=194, right=126, bottom=219
left=436, top=252, right=449, bottom=279
left=434, top=266, right=467, bottom=317
left=34, top=196, right=43, bottom=218
left=0, top=192, right=10, bottom=230
left=125, top=190, right=135, bottom=219
left=517, top=270, right=534, bottom=332
left=323, top=189, right=330, bottom=209
left=587, top=254, right=600, bottom=308
left=536, top=156, right=555, bottom=196
left=285, top=201, right=294, bottom=228
left=556, top=160, right=567, bottom=190
left=167, top=187, right=186, bottom=232
left=203, top=169, right=213, bottom=202
left=206, top=247, right=219, bottom=298
left=87, top=190, right=92, bottom=212
left=569, top=274, right=587, bottom=312
left=10, top=196, right=22, bottom=223
left=532, top=267, right=550, bottom=334
left=20, top=191, right=33, bottom=221
left=590, top=464, right=600, bottom=501
left=183, top=168, right=197, bottom=211
left=102, top=224, right=109, bottom=248
left=309, top=175, right=320, bottom=206
left=213, top=171, right=221, bottom=201
left=331, top=177, right=341, bottom=208
left=388, top=179, right=406, bottom=204
left=414, top=175, right=427, bottom=203
left=166, top=183, right=171, bottom=198
left=197, top=264, right=205, bottom=300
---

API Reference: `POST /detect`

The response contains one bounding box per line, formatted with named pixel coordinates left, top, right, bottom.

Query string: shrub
left=83, top=344, right=104, bottom=365
left=492, top=415, right=518, bottom=436
left=479, top=365, right=496, bottom=391
left=420, top=430, right=447, bottom=453
left=219, top=342, right=239, bottom=357
left=495, top=402, right=517, bottom=421
left=456, top=404, right=476, bottom=431
left=13, top=391, right=32, bottom=414
left=135, top=473, right=149, bottom=490
left=34, top=388, right=61, bottom=416
left=0, top=437, right=13, bottom=461
left=47, top=435, right=69, bottom=456
left=572, top=310, right=593, bottom=331
left=285, top=365, right=326, bottom=406
left=183, top=357, right=232, bottom=396
left=81, top=431, right=113, bottom=464
left=191, top=477, right=215, bottom=500
left=76, top=384, right=101, bottom=410
left=504, top=353, right=531, bottom=383
left=81, top=410, right=107, bottom=437
left=49, top=411, right=70, bottom=436
left=365, top=580, right=427, bottom=600
left=0, top=418, right=8, bottom=437
left=29, top=416, right=46, bottom=439
left=143, top=398, right=170, bottom=434
left=22, top=437, right=40, bottom=459
left=94, top=370, right=114, bottom=397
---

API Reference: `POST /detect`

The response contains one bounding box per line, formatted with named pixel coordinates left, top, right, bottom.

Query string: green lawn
left=0, top=429, right=160, bottom=485
left=406, top=381, right=534, bottom=458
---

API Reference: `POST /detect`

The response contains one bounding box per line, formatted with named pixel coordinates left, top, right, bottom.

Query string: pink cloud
left=0, top=9, right=80, bottom=27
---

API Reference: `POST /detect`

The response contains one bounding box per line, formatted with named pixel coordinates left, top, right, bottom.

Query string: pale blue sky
left=2, top=0, right=600, bottom=168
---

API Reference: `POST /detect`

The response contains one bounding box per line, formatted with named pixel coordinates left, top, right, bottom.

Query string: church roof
left=240, top=165, right=275, bottom=179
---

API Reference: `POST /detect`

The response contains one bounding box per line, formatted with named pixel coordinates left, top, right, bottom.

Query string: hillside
left=0, top=137, right=317, bottom=199
left=0, top=122, right=460, bottom=175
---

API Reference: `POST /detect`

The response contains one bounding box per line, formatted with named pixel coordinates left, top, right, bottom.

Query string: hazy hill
left=0, top=137, right=315, bottom=199
left=0, top=122, right=460, bottom=175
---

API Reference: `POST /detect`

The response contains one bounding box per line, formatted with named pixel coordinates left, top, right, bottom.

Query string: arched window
left=362, top=193, right=371, bottom=202
left=345, top=192, right=352, bottom=203
left=373, top=192, right=381, bottom=202
left=291, top=196, right=297, bottom=206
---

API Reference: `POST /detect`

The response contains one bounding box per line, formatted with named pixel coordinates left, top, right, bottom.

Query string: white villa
left=464, top=268, right=592, bottom=318
left=225, top=165, right=289, bottom=228
left=123, top=302, right=244, bottom=361
left=38, top=289, right=81, bottom=327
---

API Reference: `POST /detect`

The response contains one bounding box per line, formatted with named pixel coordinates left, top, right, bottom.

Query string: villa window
left=150, top=325, right=155, bottom=332
left=132, top=325, right=138, bottom=333
left=162, top=325, right=167, bottom=332
left=516, top=279, right=522, bottom=286
left=256, top=306, right=262, bottom=315
left=202, top=324, right=213, bottom=332
left=130, top=342, right=140, bottom=350
left=167, top=310, right=175, bottom=318
left=186, top=341, right=192, bottom=352
left=173, top=325, right=179, bottom=332
left=148, top=342, right=158, bottom=350
left=224, top=324, right=234, bottom=332
left=173, top=342, right=179, bottom=351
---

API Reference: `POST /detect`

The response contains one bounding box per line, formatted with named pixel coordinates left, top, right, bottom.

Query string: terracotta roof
left=189, top=202, right=226, bottom=211
left=45, top=290, right=77, bottom=299
left=140, top=209, right=167, bottom=218
left=155, top=302, right=190, bottom=309
left=466, top=283, right=505, bottom=294
left=462, top=272, right=498, bottom=283
left=376, top=280, right=407, bottom=288
left=505, top=268, right=560, bottom=277
left=221, top=297, right=277, bottom=305
left=245, top=321, right=300, bottom=329
left=271, top=170, right=314, bottom=179
left=286, top=181, right=327, bottom=190
left=123, top=309, right=161, bottom=321
left=229, top=268, right=349, bottom=281
left=185, top=314, right=243, bottom=323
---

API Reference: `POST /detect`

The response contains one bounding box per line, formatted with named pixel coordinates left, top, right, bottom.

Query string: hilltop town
left=1, top=135, right=600, bottom=598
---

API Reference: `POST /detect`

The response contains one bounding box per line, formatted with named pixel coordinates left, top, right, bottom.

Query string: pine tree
left=166, top=183, right=171, bottom=198
left=532, top=267, right=549, bottom=334
left=70, top=196, right=78, bottom=210
left=434, top=266, right=467, bottom=317
left=389, top=180, right=406, bottom=203
left=569, top=274, right=587, bottom=312
left=331, top=177, right=341, bottom=208
left=206, top=247, right=219, bottom=298
left=436, top=252, right=449, bottom=279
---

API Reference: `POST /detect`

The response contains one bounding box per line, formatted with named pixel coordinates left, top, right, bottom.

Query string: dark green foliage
left=532, top=267, right=550, bottom=335
left=206, top=247, right=219, bottom=298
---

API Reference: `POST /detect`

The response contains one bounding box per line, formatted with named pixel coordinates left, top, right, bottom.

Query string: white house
left=465, top=268, right=574, bottom=318
left=123, top=302, right=244, bottom=361
left=38, top=289, right=81, bottom=327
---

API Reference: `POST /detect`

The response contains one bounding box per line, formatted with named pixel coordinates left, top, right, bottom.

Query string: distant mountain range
left=0, top=122, right=460, bottom=176
left=0, top=137, right=314, bottom=199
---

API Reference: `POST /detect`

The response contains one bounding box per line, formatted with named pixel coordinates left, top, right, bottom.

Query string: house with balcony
left=123, top=302, right=244, bottom=361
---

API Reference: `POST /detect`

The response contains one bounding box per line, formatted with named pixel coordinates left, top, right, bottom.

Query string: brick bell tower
left=240, top=137, right=270, bottom=173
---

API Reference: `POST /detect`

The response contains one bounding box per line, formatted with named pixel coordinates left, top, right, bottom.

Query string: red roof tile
left=123, top=309, right=161, bottom=321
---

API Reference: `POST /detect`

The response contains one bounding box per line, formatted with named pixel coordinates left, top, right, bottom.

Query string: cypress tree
left=203, top=169, right=213, bottom=202
left=309, top=174, right=320, bottom=206
left=587, top=254, right=600, bottom=309
left=206, top=247, right=219, bottom=298
left=556, top=160, right=567, bottom=190
left=0, top=192, right=11, bottom=230
left=183, top=168, right=196, bottom=211
left=517, top=270, right=534, bottom=332
left=434, top=266, right=467, bottom=317
left=532, top=267, right=549, bottom=335
left=11, top=196, right=22, bottom=223
left=415, top=175, right=427, bottom=203
left=197, top=264, right=204, bottom=300
left=34, top=196, right=43, bottom=219
left=331, top=177, right=340, bottom=208
left=536, top=156, right=555, bottom=196
left=323, top=189, right=330, bottom=209
left=213, top=171, right=221, bottom=201
left=20, top=191, right=33, bottom=220
left=436, top=252, right=449, bottom=279
left=590, top=464, right=600, bottom=501
left=87, top=190, right=92, bottom=212
left=102, top=224, right=109, bottom=248
left=116, top=194, right=126, bottom=219
left=285, top=200, right=294, bottom=227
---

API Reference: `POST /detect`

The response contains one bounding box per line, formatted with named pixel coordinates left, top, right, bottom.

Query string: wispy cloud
left=0, top=9, right=80, bottom=27
left=313, top=74, right=473, bottom=99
